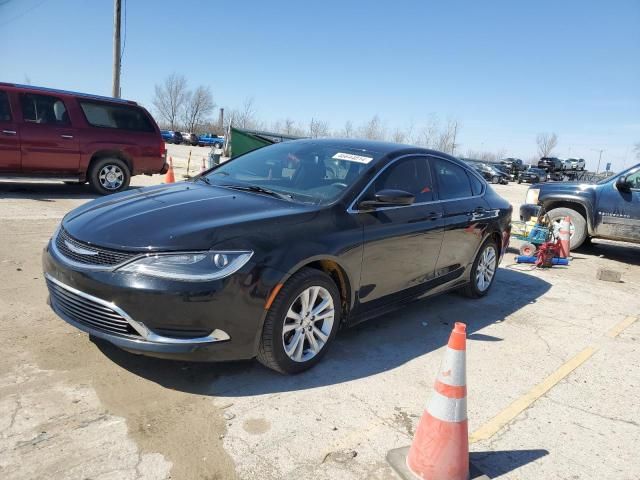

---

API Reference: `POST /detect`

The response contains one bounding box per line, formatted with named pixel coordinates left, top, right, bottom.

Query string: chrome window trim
left=347, top=153, right=486, bottom=214
left=45, top=273, right=230, bottom=344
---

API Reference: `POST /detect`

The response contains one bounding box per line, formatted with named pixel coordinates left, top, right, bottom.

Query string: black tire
left=88, top=157, right=131, bottom=195
left=546, top=207, right=587, bottom=250
left=461, top=237, right=499, bottom=298
left=518, top=179, right=522, bottom=184
left=257, top=268, right=341, bottom=374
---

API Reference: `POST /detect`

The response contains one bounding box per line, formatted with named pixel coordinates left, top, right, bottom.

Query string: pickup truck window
left=20, top=93, right=70, bottom=125
left=79, top=101, right=154, bottom=132
left=0, top=91, right=11, bottom=121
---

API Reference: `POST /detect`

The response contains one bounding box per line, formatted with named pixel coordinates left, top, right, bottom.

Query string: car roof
left=283, top=137, right=460, bottom=163
left=0, top=82, right=137, bottom=105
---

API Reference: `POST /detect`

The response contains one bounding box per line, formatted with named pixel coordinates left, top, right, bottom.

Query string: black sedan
left=43, top=139, right=512, bottom=374
left=518, top=167, right=548, bottom=184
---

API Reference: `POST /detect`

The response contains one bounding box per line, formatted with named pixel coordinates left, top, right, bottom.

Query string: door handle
left=2, top=130, right=17, bottom=135
left=427, top=211, right=442, bottom=220
left=60, top=134, right=74, bottom=139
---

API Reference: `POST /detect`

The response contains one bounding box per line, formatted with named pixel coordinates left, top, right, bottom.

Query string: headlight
left=525, top=188, right=540, bottom=205
left=118, top=250, right=253, bottom=281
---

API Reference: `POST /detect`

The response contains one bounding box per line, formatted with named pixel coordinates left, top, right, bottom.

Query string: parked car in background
left=538, top=157, right=564, bottom=172
left=520, top=163, right=640, bottom=249
left=0, top=82, right=167, bottom=194
left=518, top=167, right=548, bottom=184
left=172, top=131, right=184, bottom=145
left=182, top=132, right=199, bottom=146
left=567, top=158, right=586, bottom=170
left=43, top=139, right=512, bottom=374
left=469, top=162, right=509, bottom=184
left=494, top=164, right=515, bottom=181
left=161, top=130, right=181, bottom=144
left=500, top=158, right=525, bottom=172
left=198, top=133, right=224, bottom=148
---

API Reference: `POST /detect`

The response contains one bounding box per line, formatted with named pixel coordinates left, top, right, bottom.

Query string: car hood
left=62, top=183, right=314, bottom=251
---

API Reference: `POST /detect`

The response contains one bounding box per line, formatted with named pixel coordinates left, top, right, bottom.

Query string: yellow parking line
left=469, top=346, right=598, bottom=443
left=607, top=316, right=638, bottom=338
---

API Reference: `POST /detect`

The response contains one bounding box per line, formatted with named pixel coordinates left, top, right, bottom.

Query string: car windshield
left=202, top=141, right=382, bottom=205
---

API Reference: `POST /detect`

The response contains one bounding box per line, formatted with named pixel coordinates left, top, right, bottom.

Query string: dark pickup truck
left=520, top=163, right=640, bottom=249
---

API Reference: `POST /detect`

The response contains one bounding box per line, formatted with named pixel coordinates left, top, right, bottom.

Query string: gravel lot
left=1, top=147, right=638, bottom=479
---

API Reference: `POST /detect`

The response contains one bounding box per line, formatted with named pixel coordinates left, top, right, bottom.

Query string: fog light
left=214, top=253, right=229, bottom=268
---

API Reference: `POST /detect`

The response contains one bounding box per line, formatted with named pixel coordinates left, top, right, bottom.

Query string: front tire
left=257, top=268, right=341, bottom=374
left=461, top=238, right=499, bottom=298
left=546, top=207, right=587, bottom=249
left=88, top=158, right=131, bottom=195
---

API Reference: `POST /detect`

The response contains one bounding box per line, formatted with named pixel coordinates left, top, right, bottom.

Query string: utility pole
left=112, top=0, right=122, bottom=98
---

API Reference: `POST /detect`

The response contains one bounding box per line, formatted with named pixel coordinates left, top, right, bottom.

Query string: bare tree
left=536, top=132, right=558, bottom=158
left=182, top=86, right=215, bottom=133
left=392, top=128, right=406, bottom=144
left=339, top=121, right=354, bottom=138
left=435, top=120, right=459, bottom=154
left=418, top=117, right=439, bottom=148
left=152, top=73, right=189, bottom=130
left=360, top=115, right=385, bottom=140
left=308, top=118, right=330, bottom=138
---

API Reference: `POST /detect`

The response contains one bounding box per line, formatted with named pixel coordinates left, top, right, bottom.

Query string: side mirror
left=616, top=176, right=631, bottom=192
left=358, top=189, right=415, bottom=210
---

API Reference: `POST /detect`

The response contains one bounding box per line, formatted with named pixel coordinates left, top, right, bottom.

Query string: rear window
left=0, top=91, right=11, bottom=121
left=21, top=93, right=70, bottom=125
left=79, top=101, right=154, bottom=132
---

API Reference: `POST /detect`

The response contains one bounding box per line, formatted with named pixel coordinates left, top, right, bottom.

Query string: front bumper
left=43, top=242, right=283, bottom=361
left=520, top=203, right=542, bottom=222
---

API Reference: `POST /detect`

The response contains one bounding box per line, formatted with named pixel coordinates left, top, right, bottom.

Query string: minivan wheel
left=257, top=268, right=340, bottom=374
left=461, top=238, right=498, bottom=298
left=88, top=158, right=131, bottom=195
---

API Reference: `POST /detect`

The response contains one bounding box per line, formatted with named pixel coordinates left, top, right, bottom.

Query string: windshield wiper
left=221, top=184, right=293, bottom=201
left=196, top=176, right=212, bottom=185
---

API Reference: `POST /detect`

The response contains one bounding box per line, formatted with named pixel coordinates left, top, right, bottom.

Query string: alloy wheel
left=475, top=245, right=497, bottom=292
left=99, top=165, right=125, bottom=191
left=282, top=286, right=335, bottom=363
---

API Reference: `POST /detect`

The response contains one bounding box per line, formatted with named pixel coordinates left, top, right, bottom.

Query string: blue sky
left=1, top=0, right=639, bottom=170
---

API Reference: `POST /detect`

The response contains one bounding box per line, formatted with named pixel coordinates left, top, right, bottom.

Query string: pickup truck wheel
left=546, top=207, right=587, bottom=250
left=88, top=158, right=131, bottom=195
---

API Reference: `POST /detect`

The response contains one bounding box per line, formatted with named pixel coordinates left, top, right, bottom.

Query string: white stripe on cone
left=436, top=348, right=466, bottom=387
left=427, top=391, right=468, bottom=423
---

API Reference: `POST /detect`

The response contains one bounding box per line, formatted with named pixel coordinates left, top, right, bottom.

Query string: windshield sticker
left=332, top=152, right=373, bottom=164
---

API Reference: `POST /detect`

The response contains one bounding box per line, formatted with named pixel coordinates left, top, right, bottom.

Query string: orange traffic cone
left=558, top=216, right=571, bottom=258
left=387, top=322, right=479, bottom=480
left=164, top=157, right=176, bottom=184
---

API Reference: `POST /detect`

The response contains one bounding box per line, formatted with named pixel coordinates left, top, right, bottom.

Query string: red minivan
left=0, top=83, right=167, bottom=194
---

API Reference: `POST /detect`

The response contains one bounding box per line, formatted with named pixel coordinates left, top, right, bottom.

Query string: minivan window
left=0, top=91, right=11, bottom=121
left=432, top=158, right=473, bottom=200
left=79, top=101, right=154, bottom=132
left=370, top=156, right=434, bottom=203
left=21, top=93, right=70, bottom=125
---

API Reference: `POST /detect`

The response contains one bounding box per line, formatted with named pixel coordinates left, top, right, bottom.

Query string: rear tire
left=546, top=207, right=587, bottom=250
left=461, top=238, right=499, bottom=298
left=257, top=268, right=340, bottom=374
left=88, top=157, right=131, bottom=195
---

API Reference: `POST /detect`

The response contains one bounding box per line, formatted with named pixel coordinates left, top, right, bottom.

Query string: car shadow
left=576, top=239, right=640, bottom=267
left=95, top=267, right=551, bottom=396
left=0, top=181, right=142, bottom=200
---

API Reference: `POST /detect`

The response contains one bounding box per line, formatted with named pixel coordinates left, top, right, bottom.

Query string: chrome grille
left=46, top=278, right=139, bottom=337
left=55, top=228, right=136, bottom=267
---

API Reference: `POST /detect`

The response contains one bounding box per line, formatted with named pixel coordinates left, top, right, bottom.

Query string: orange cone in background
left=164, top=157, right=175, bottom=184
left=558, top=216, right=571, bottom=258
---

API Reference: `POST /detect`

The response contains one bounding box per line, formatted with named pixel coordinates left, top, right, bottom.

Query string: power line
left=0, top=0, right=49, bottom=28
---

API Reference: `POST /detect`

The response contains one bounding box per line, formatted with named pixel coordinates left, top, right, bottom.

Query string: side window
left=20, top=93, right=70, bottom=125
left=0, top=91, right=11, bottom=121
left=79, top=101, right=154, bottom=132
left=467, top=171, right=484, bottom=196
left=370, top=157, right=434, bottom=203
left=432, top=158, right=473, bottom=200
left=626, top=170, right=640, bottom=190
